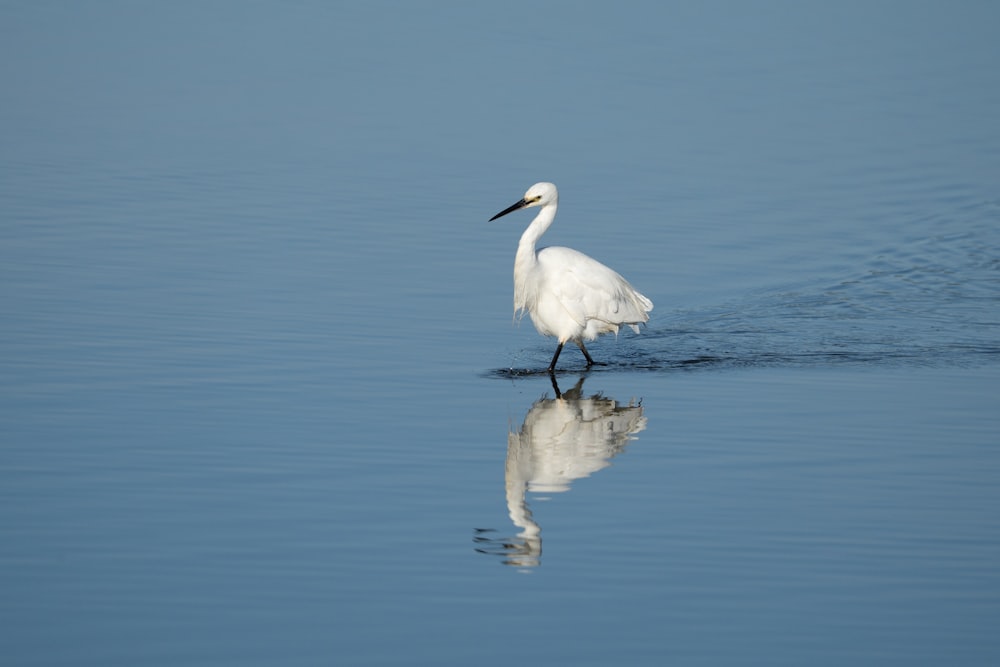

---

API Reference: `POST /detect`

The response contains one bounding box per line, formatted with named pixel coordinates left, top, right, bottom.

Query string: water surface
left=2, top=3, right=999, bottom=666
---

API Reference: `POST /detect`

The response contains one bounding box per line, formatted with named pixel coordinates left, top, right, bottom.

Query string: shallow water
left=2, top=3, right=1000, bottom=666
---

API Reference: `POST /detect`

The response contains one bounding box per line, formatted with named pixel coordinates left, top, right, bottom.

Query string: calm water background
left=3, top=2, right=1000, bottom=665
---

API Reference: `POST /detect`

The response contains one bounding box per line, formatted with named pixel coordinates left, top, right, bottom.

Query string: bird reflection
left=475, top=375, right=647, bottom=569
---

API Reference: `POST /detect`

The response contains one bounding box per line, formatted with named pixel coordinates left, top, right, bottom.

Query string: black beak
left=489, top=198, right=529, bottom=222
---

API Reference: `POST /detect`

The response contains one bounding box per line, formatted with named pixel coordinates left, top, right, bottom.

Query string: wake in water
left=494, top=201, right=1000, bottom=374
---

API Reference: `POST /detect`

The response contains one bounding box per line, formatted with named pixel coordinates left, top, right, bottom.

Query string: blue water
left=2, top=3, right=999, bottom=665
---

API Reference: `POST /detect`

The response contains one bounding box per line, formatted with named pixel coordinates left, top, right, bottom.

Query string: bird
left=489, top=182, right=653, bottom=372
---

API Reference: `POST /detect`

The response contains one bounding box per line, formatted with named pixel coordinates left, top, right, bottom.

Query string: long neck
left=515, top=203, right=557, bottom=265
left=513, top=202, right=556, bottom=314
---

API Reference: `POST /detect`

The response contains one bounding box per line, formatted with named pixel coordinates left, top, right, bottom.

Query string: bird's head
left=490, top=182, right=558, bottom=221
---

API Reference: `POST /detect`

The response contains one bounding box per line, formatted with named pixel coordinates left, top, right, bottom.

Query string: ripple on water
left=491, top=200, right=1000, bottom=375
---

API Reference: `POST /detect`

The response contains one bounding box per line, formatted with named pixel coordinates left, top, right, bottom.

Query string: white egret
left=490, top=182, right=653, bottom=372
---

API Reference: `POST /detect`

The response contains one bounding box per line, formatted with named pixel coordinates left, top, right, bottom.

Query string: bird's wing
left=538, top=246, right=652, bottom=326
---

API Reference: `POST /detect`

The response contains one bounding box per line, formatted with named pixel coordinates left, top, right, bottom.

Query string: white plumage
left=490, top=182, right=653, bottom=371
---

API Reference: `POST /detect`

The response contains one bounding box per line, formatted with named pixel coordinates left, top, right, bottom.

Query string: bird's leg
left=547, top=342, right=565, bottom=373
left=577, top=341, right=596, bottom=367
